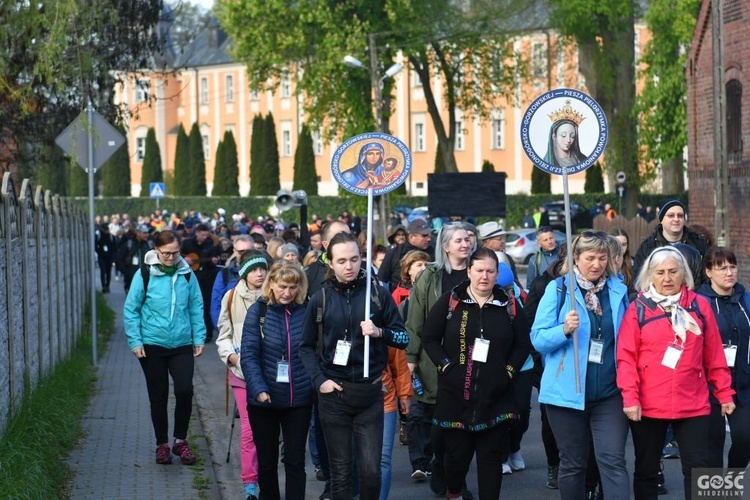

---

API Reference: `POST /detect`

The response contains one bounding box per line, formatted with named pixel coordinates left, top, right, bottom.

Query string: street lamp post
left=344, top=39, right=403, bottom=245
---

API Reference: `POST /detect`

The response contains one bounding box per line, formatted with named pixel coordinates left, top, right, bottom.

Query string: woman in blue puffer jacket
left=241, top=260, right=313, bottom=500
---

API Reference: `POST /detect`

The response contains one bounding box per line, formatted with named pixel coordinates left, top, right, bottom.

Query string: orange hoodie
left=382, top=347, right=413, bottom=413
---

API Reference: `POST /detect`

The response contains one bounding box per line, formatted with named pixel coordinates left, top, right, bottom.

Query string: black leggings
left=443, top=423, right=511, bottom=498
left=138, top=344, right=194, bottom=445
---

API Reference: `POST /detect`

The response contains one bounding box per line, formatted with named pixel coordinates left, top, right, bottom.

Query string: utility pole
left=712, top=0, right=729, bottom=246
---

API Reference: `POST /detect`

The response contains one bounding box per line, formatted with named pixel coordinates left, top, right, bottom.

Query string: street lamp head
left=383, top=62, right=404, bottom=79
left=343, top=55, right=365, bottom=69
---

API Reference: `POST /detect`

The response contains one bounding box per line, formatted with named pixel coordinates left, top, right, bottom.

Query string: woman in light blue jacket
left=531, top=231, right=630, bottom=500
left=124, top=230, right=206, bottom=466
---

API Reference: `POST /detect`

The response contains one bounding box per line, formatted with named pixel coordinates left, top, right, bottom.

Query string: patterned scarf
left=643, top=285, right=702, bottom=343
left=574, top=267, right=606, bottom=316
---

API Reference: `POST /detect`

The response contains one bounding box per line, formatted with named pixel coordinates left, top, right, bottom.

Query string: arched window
left=726, top=79, right=742, bottom=163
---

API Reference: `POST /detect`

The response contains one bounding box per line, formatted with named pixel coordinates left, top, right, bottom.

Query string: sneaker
left=502, top=461, right=512, bottom=475
left=509, top=450, right=525, bottom=471
left=546, top=465, right=559, bottom=489
left=155, top=443, right=172, bottom=464
left=315, top=466, right=326, bottom=481
left=319, top=481, right=331, bottom=500
left=657, top=461, right=668, bottom=495
left=245, top=482, right=258, bottom=500
left=399, top=422, right=409, bottom=445
left=172, top=440, right=196, bottom=465
left=663, top=439, right=679, bottom=459
left=411, top=465, right=428, bottom=480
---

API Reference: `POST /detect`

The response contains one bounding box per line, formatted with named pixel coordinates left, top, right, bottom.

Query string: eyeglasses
left=157, top=249, right=180, bottom=258
left=663, top=212, right=685, bottom=219
left=713, top=265, right=738, bottom=274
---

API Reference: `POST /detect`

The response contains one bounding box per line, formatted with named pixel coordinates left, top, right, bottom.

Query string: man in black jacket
left=96, top=223, right=117, bottom=293
left=305, top=220, right=350, bottom=297
left=378, top=219, right=434, bottom=291
left=633, top=200, right=708, bottom=280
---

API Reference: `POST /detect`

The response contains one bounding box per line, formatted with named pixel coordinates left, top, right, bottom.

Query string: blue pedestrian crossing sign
left=149, top=182, right=165, bottom=199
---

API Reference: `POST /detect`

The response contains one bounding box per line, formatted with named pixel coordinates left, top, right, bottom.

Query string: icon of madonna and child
left=543, top=100, right=589, bottom=168
left=340, top=142, right=404, bottom=190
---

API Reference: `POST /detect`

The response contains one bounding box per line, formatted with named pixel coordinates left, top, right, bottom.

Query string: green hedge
left=68, top=192, right=685, bottom=229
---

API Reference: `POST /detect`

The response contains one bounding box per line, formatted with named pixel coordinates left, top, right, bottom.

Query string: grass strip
left=0, top=293, right=114, bottom=498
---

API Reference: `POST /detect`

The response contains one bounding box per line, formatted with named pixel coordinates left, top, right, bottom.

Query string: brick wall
left=687, top=0, right=750, bottom=282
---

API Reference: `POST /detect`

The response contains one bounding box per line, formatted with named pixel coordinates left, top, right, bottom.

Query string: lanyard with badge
left=333, top=331, right=352, bottom=366
left=471, top=304, right=490, bottom=363
left=277, top=355, right=290, bottom=383
left=662, top=336, right=684, bottom=369
left=588, top=312, right=604, bottom=364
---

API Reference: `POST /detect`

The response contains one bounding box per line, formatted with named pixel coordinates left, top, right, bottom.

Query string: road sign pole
left=87, top=102, right=98, bottom=366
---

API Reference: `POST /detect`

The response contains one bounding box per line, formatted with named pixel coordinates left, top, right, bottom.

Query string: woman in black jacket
left=698, top=247, right=750, bottom=468
left=423, top=247, right=531, bottom=499
left=240, top=261, right=312, bottom=500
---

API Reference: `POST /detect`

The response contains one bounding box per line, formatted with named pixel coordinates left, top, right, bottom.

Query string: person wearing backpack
left=698, top=247, right=750, bottom=469
left=123, top=230, right=206, bottom=466
left=210, top=235, right=254, bottom=332
left=422, top=248, right=531, bottom=499
left=531, top=231, right=630, bottom=500
left=216, top=250, right=268, bottom=500
left=299, top=231, right=409, bottom=500
left=617, top=246, right=735, bottom=499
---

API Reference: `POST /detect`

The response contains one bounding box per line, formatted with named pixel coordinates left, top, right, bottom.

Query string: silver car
left=505, top=228, right=567, bottom=265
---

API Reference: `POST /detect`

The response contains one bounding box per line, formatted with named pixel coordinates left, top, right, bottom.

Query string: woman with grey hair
left=404, top=222, right=474, bottom=496
left=617, top=246, right=734, bottom=500
left=531, top=231, right=630, bottom=500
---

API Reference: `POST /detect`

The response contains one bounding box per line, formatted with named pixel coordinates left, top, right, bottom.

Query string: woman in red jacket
left=616, top=246, right=735, bottom=500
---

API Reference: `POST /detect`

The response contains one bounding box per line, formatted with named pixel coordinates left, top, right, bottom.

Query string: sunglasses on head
left=580, top=230, right=609, bottom=240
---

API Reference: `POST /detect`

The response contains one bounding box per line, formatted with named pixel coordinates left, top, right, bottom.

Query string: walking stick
left=225, top=368, right=229, bottom=416
left=226, top=400, right=238, bottom=463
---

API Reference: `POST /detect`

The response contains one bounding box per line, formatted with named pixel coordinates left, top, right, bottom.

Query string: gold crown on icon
left=548, top=100, right=586, bottom=125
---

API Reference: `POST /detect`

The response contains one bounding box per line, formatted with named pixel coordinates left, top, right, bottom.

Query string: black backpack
left=140, top=265, right=191, bottom=304
left=313, top=281, right=383, bottom=354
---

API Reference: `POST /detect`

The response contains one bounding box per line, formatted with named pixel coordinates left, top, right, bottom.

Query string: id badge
left=276, top=361, right=290, bottom=383
left=333, top=340, right=351, bottom=366
left=131, top=256, right=139, bottom=266
left=472, top=338, right=490, bottom=363
left=661, top=342, right=683, bottom=369
left=103, top=245, right=108, bottom=252
left=588, top=339, right=604, bottom=364
left=724, top=345, right=738, bottom=368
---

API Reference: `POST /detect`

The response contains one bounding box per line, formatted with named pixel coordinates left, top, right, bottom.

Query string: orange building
left=115, top=16, right=650, bottom=197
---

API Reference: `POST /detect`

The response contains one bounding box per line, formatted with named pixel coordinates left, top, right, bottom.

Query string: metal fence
left=0, top=172, right=89, bottom=437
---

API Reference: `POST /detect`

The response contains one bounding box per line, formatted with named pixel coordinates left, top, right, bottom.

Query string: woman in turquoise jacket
left=531, top=231, right=630, bottom=500
left=124, top=230, right=206, bottom=466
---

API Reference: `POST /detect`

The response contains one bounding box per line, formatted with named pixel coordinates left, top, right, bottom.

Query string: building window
left=311, top=129, right=323, bottom=156
left=250, top=88, right=259, bottom=101
left=491, top=109, right=505, bottom=150
left=412, top=70, right=423, bottom=87
left=280, top=72, right=291, bottom=98
left=281, top=121, right=292, bottom=157
left=727, top=79, right=743, bottom=162
left=414, top=122, right=426, bottom=152
left=202, top=135, right=210, bottom=159
left=225, top=75, right=234, bottom=103
left=532, top=41, right=546, bottom=78
left=135, top=79, right=150, bottom=103
left=135, top=127, right=148, bottom=162
left=200, top=77, right=208, bottom=104
left=455, top=118, right=464, bottom=151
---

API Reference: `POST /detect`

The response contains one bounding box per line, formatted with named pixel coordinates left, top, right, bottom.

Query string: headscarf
left=574, top=267, right=606, bottom=316
left=643, top=285, right=702, bottom=343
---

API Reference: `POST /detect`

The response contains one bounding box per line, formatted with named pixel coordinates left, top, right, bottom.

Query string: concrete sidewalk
left=66, top=283, right=221, bottom=499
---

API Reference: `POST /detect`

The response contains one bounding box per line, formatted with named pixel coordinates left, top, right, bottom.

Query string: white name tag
left=131, top=256, right=139, bottom=266
left=333, top=340, right=351, bottom=366
left=724, top=345, right=737, bottom=368
left=472, top=338, right=490, bottom=363
left=662, top=343, right=683, bottom=369
left=276, top=361, right=289, bottom=383
left=588, top=339, right=604, bottom=364
left=103, top=245, right=108, bottom=252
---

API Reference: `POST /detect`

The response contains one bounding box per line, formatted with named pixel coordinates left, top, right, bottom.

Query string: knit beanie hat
left=280, top=243, right=300, bottom=257
left=658, top=200, right=686, bottom=222
left=239, top=254, right=268, bottom=279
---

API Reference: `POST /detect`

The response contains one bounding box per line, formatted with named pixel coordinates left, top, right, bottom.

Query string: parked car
left=544, top=201, right=592, bottom=232
left=505, top=228, right=567, bottom=265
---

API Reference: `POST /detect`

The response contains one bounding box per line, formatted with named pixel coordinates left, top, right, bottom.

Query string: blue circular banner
left=331, top=132, right=412, bottom=196
left=519, top=88, right=608, bottom=176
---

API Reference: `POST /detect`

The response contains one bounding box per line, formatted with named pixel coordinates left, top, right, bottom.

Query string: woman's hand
left=563, top=311, right=580, bottom=335
left=132, top=347, right=145, bottom=358
left=193, top=346, right=203, bottom=358
left=227, top=353, right=239, bottom=366
left=721, top=402, right=736, bottom=416
left=256, top=392, right=271, bottom=403
left=623, top=406, right=642, bottom=421
left=319, top=380, right=343, bottom=394
left=360, top=320, right=381, bottom=338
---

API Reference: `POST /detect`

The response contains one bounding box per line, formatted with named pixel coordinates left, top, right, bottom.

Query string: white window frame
left=135, top=79, right=150, bottom=103
left=200, top=77, right=208, bottom=104
left=134, top=127, right=148, bottom=162
left=311, top=129, right=323, bottom=156
left=413, top=116, right=426, bottom=152
left=454, top=113, right=465, bottom=151
left=412, top=70, right=422, bottom=87
left=280, top=72, right=291, bottom=98
left=491, top=109, right=506, bottom=150
left=281, top=121, right=292, bottom=157
left=225, top=74, right=234, bottom=103
left=200, top=124, right=211, bottom=159
left=532, top=41, right=547, bottom=78
left=250, top=88, right=260, bottom=101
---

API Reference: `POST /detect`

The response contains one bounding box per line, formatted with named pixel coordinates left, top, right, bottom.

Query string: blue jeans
left=317, top=390, right=383, bottom=500
left=309, top=413, right=320, bottom=468
left=380, top=411, right=398, bottom=500
left=546, top=394, right=630, bottom=500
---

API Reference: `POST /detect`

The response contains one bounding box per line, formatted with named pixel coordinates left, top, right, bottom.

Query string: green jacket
left=405, top=265, right=445, bottom=404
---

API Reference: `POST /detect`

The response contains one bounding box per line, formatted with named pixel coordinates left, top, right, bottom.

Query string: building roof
left=173, top=15, right=233, bottom=69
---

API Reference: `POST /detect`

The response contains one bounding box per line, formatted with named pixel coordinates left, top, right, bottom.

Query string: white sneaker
left=502, top=461, right=512, bottom=475
left=509, top=450, right=526, bottom=471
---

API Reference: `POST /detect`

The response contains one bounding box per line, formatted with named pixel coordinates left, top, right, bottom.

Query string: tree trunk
left=661, top=156, right=684, bottom=193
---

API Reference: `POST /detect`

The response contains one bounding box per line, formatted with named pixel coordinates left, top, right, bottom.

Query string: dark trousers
left=98, top=258, right=112, bottom=289
left=247, top=404, right=312, bottom=500
left=317, top=391, right=383, bottom=500
left=727, top=402, right=750, bottom=468
left=540, top=403, right=561, bottom=467
left=443, top=423, right=511, bottom=498
left=706, top=402, right=727, bottom=468
left=196, top=269, right=217, bottom=339
left=509, top=370, right=534, bottom=453
left=630, top=415, right=713, bottom=500
left=138, top=344, right=194, bottom=446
